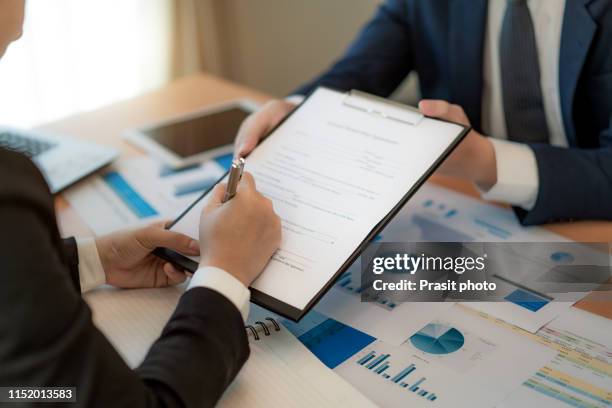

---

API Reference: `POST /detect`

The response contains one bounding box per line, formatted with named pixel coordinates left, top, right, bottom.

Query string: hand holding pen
left=222, top=157, right=246, bottom=203
left=199, top=161, right=281, bottom=286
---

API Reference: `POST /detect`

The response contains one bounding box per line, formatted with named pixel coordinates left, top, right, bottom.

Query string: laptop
left=0, top=127, right=118, bottom=193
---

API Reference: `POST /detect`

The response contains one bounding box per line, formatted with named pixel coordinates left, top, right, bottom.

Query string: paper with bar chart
left=282, top=305, right=555, bottom=407
left=334, top=309, right=553, bottom=408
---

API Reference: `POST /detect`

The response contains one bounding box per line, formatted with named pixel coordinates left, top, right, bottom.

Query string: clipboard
left=154, top=87, right=470, bottom=321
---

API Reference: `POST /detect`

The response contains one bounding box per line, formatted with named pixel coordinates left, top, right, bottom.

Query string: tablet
left=155, top=87, right=469, bottom=321
left=124, top=100, right=259, bottom=168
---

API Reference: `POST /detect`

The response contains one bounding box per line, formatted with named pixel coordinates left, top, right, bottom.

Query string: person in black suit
left=0, top=153, right=280, bottom=408
left=0, top=3, right=281, bottom=406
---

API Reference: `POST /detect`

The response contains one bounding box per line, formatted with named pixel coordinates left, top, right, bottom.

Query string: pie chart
left=409, top=323, right=464, bottom=355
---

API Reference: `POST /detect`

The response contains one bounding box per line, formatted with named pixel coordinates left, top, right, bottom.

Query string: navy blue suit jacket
left=296, top=0, right=612, bottom=226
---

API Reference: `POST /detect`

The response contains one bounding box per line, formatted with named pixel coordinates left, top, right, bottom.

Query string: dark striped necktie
left=500, top=0, right=550, bottom=143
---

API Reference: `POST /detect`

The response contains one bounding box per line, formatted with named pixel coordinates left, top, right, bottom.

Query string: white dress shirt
left=291, top=1, right=568, bottom=211
left=480, top=0, right=567, bottom=209
left=76, top=238, right=250, bottom=322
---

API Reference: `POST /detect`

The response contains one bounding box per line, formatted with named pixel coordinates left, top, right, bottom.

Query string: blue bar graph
left=375, top=363, right=390, bottom=374
left=357, top=351, right=375, bottom=365
left=355, top=350, right=437, bottom=402
left=367, top=354, right=389, bottom=370
left=409, top=378, right=425, bottom=392
left=103, top=172, right=158, bottom=218
left=360, top=354, right=376, bottom=366
left=391, top=364, right=415, bottom=383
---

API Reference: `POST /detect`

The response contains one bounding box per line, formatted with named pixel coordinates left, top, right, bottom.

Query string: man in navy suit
left=235, top=0, right=612, bottom=226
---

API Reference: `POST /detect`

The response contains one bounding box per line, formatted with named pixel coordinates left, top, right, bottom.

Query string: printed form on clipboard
left=157, top=87, right=470, bottom=320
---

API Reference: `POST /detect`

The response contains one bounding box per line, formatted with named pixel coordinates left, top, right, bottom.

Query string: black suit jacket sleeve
left=0, top=150, right=249, bottom=408
left=62, top=237, right=81, bottom=291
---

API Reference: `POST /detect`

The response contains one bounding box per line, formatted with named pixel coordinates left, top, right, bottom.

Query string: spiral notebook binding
left=244, top=317, right=281, bottom=341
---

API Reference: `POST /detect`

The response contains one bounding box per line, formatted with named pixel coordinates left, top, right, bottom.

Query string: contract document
left=158, top=87, right=468, bottom=319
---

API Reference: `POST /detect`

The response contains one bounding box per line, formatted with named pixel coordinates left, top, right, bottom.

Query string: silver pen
left=222, top=157, right=246, bottom=202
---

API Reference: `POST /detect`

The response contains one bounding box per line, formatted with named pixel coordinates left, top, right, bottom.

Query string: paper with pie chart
left=407, top=321, right=497, bottom=373
left=409, top=323, right=465, bottom=354
left=332, top=306, right=554, bottom=408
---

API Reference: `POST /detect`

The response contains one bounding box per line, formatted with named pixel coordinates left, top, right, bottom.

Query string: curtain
left=170, top=0, right=224, bottom=78
left=0, top=0, right=174, bottom=128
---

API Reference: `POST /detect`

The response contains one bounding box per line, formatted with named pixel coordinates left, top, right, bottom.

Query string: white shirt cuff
left=285, top=94, right=305, bottom=105
left=76, top=237, right=106, bottom=293
left=478, top=139, right=539, bottom=210
left=187, top=266, right=251, bottom=322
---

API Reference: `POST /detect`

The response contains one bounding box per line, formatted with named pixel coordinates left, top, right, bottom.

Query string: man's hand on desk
left=418, top=100, right=498, bottom=190
left=198, top=172, right=282, bottom=286
left=95, top=222, right=199, bottom=289
left=234, top=99, right=296, bottom=157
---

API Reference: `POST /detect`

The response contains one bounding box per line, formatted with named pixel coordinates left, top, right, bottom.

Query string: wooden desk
left=43, top=73, right=611, bottom=318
